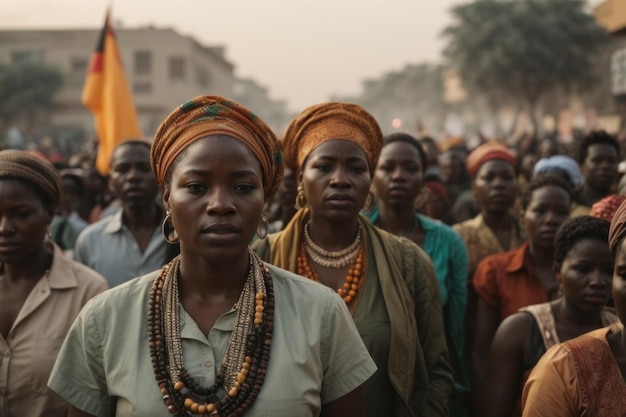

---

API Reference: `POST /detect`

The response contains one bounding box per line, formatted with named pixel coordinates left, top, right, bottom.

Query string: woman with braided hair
left=48, top=96, right=376, bottom=417
left=0, top=150, right=108, bottom=417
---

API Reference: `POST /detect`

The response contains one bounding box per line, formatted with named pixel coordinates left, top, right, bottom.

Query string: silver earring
left=256, top=214, right=270, bottom=240
left=161, top=211, right=180, bottom=244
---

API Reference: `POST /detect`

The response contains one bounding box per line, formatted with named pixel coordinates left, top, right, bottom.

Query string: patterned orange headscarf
left=466, top=141, right=517, bottom=178
left=280, top=102, right=383, bottom=174
left=150, top=95, right=283, bottom=199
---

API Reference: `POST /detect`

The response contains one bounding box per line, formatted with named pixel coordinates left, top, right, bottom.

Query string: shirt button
left=205, top=361, right=212, bottom=368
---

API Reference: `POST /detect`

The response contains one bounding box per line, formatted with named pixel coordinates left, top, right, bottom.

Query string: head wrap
left=609, top=198, right=626, bottom=253
left=0, top=149, right=61, bottom=206
left=591, top=194, right=626, bottom=223
left=425, top=181, right=450, bottom=206
left=280, top=102, right=383, bottom=174
left=533, top=155, right=583, bottom=188
left=151, top=95, right=283, bottom=199
left=466, top=141, right=517, bottom=178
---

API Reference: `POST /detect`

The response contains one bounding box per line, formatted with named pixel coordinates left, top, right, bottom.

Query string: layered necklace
left=148, top=250, right=274, bottom=416
left=298, top=222, right=365, bottom=304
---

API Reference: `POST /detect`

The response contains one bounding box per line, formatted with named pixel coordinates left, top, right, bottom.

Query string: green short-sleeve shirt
left=48, top=264, right=376, bottom=417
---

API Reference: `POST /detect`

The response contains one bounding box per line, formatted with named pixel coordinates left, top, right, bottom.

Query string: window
left=169, top=57, right=186, bottom=84
left=196, top=65, right=210, bottom=88
left=134, top=51, right=152, bottom=75
left=12, top=50, right=43, bottom=63
left=133, top=81, right=152, bottom=94
left=71, top=57, right=88, bottom=74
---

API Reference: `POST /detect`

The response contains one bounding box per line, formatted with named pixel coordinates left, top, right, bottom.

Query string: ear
left=297, top=169, right=304, bottom=187
left=46, top=205, right=56, bottom=225
left=162, top=188, right=170, bottom=212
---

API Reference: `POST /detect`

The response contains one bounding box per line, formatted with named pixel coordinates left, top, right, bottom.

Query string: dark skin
left=482, top=237, right=613, bottom=417
left=608, top=238, right=626, bottom=383
left=472, top=184, right=571, bottom=414
left=70, top=136, right=368, bottom=417
left=0, top=180, right=54, bottom=339
left=109, top=143, right=162, bottom=253
left=580, top=143, right=619, bottom=205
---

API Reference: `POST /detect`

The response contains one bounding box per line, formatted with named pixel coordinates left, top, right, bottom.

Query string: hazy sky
left=0, top=0, right=605, bottom=112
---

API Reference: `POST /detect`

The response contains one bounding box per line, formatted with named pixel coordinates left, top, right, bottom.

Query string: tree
left=0, top=61, right=64, bottom=135
left=442, top=0, right=610, bottom=134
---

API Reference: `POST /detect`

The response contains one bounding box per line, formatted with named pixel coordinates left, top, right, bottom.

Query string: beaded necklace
left=297, top=242, right=365, bottom=304
left=303, top=222, right=362, bottom=268
left=148, top=250, right=274, bottom=416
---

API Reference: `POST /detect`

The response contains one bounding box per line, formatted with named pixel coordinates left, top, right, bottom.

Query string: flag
left=82, top=9, right=142, bottom=174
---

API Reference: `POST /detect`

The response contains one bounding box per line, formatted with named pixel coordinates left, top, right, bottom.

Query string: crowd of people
left=1, top=94, right=626, bottom=417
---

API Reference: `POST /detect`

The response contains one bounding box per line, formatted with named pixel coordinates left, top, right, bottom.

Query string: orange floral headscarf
left=280, top=102, right=383, bottom=174
left=466, top=141, right=517, bottom=178
left=150, top=95, right=283, bottom=199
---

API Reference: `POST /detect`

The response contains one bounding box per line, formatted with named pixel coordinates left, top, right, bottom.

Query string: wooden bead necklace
left=303, top=222, right=362, bottom=268
left=148, top=251, right=274, bottom=416
left=298, top=242, right=365, bottom=304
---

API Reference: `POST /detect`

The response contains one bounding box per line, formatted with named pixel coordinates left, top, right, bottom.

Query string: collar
left=103, top=208, right=125, bottom=234
left=505, top=241, right=530, bottom=273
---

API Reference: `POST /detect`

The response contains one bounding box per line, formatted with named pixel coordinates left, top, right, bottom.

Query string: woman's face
left=163, top=136, right=265, bottom=261
left=0, top=179, right=53, bottom=264
left=374, top=141, right=423, bottom=211
left=557, top=238, right=613, bottom=313
left=472, top=160, right=518, bottom=214
left=300, top=140, right=371, bottom=222
left=521, top=185, right=571, bottom=250
left=612, top=237, right=626, bottom=324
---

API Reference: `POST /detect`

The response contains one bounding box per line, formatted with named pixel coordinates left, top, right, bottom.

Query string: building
left=0, top=25, right=235, bottom=147
left=232, top=78, right=291, bottom=135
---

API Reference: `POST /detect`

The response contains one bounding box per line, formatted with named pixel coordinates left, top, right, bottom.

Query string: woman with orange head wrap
left=49, top=96, right=376, bottom=417
left=252, top=102, right=453, bottom=417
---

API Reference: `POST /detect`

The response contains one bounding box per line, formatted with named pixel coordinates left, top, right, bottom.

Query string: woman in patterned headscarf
left=252, top=102, right=453, bottom=417
left=49, top=96, right=376, bottom=417
left=0, top=150, right=108, bottom=417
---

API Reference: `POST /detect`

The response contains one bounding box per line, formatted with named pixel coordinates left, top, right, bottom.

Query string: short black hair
left=554, top=215, right=610, bottom=267
left=382, top=132, right=428, bottom=173
left=521, top=174, right=573, bottom=211
left=575, top=130, right=620, bottom=164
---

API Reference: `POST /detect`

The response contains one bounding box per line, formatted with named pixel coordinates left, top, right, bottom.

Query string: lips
left=584, top=292, right=609, bottom=304
left=387, top=186, right=410, bottom=197
left=327, top=193, right=355, bottom=202
left=123, top=187, right=147, bottom=197
left=202, top=223, right=240, bottom=234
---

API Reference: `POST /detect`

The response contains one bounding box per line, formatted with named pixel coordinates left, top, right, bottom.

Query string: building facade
left=0, top=25, right=235, bottom=146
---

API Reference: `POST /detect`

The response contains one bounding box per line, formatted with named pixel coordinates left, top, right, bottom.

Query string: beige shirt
left=0, top=242, right=108, bottom=417
left=48, top=263, right=376, bottom=417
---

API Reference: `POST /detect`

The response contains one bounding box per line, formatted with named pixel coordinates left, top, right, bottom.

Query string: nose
left=126, top=165, right=143, bottom=182
left=0, top=216, right=15, bottom=235
left=391, top=167, right=406, bottom=182
left=589, top=270, right=609, bottom=289
left=206, top=187, right=236, bottom=215
left=330, top=167, right=350, bottom=187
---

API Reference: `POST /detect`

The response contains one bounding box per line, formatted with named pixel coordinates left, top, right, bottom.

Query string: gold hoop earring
left=256, top=214, right=270, bottom=240
left=295, top=184, right=307, bottom=210
left=161, top=211, right=180, bottom=244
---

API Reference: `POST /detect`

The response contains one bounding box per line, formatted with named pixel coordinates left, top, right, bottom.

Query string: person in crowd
left=266, top=166, right=298, bottom=234
left=440, top=149, right=471, bottom=206
left=419, top=136, right=441, bottom=175
left=48, top=96, right=376, bottom=417
left=367, top=132, right=469, bottom=416
left=453, top=141, right=523, bottom=278
left=533, top=154, right=588, bottom=217
left=536, top=137, right=560, bottom=160
left=420, top=179, right=455, bottom=224
left=50, top=169, right=89, bottom=255
left=576, top=130, right=620, bottom=209
left=73, top=139, right=177, bottom=287
left=483, top=216, right=618, bottom=417
left=471, top=174, right=573, bottom=411
left=521, top=199, right=626, bottom=416
left=590, top=194, right=626, bottom=223
left=0, top=150, right=108, bottom=417
left=252, top=102, right=453, bottom=417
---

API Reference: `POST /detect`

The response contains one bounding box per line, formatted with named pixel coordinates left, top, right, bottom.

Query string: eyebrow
left=181, top=168, right=259, bottom=178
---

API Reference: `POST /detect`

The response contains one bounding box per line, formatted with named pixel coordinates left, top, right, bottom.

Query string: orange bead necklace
left=297, top=242, right=365, bottom=304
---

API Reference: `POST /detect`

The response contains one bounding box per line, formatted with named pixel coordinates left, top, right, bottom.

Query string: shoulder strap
left=520, top=303, right=559, bottom=349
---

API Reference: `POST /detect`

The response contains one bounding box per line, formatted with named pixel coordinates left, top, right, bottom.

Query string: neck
left=178, top=249, right=250, bottom=299
left=377, top=203, right=416, bottom=236
left=557, top=298, right=604, bottom=328
left=307, top=214, right=360, bottom=251
left=2, top=244, right=52, bottom=284
left=481, top=210, right=513, bottom=231
left=123, top=204, right=161, bottom=229
left=582, top=185, right=609, bottom=206
left=528, top=243, right=554, bottom=266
